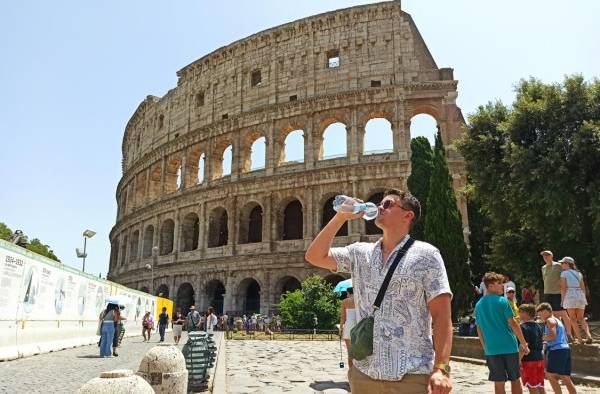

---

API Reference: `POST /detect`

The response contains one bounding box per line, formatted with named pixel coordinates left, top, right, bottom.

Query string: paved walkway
left=225, top=340, right=599, bottom=393
left=0, top=331, right=191, bottom=394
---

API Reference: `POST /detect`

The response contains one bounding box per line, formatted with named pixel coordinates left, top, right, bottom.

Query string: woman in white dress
left=340, top=287, right=356, bottom=367
left=206, top=307, right=218, bottom=334
left=560, top=257, right=593, bottom=344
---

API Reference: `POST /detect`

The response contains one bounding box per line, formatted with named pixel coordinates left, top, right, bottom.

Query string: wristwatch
left=433, top=363, right=451, bottom=376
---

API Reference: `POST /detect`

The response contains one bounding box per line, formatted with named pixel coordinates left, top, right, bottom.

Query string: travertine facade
left=108, top=1, right=468, bottom=316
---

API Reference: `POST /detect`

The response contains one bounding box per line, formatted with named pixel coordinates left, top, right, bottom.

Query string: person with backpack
left=142, top=311, right=154, bottom=341
left=186, top=305, right=201, bottom=332
left=158, top=307, right=169, bottom=342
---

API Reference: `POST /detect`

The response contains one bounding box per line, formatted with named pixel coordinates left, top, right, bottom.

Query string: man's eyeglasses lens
left=381, top=200, right=394, bottom=210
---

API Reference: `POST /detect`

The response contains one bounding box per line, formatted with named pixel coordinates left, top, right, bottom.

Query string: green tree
left=457, top=75, right=600, bottom=315
left=26, top=238, right=60, bottom=262
left=407, top=136, right=434, bottom=240
left=424, top=131, right=471, bottom=317
left=0, top=222, right=12, bottom=241
left=276, top=275, right=340, bottom=329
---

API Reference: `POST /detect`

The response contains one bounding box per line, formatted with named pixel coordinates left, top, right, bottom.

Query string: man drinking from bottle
left=306, top=189, right=453, bottom=394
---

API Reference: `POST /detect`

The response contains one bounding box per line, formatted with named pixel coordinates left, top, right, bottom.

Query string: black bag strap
left=373, top=237, right=414, bottom=310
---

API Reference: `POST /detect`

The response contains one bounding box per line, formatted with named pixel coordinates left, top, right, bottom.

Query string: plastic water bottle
left=332, top=195, right=379, bottom=220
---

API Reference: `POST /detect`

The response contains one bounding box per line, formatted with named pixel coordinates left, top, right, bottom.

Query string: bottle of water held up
left=332, top=195, right=379, bottom=220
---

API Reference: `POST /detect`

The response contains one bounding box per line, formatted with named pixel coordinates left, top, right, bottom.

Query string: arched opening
left=176, top=166, right=182, bottom=190
left=140, top=286, right=150, bottom=294
left=142, top=225, right=154, bottom=258
left=410, top=114, right=438, bottom=147
left=156, top=284, right=169, bottom=298
left=119, top=235, right=128, bottom=266
left=281, top=130, right=304, bottom=164
left=366, top=192, right=384, bottom=235
left=176, top=283, right=195, bottom=315
left=250, top=136, right=266, bottom=170
left=129, top=230, right=140, bottom=262
left=282, top=200, right=303, bottom=240
left=181, top=213, right=200, bottom=251
left=322, top=196, right=348, bottom=236
left=206, top=280, right=226, bottom=315
left=222, top=145, right=233, bottom=177
left=165, top=157, right=183, bottom=193
left=324, top=274, right=345, bottom=288
left=363, top=118, right=393, bottom=155
left=239, top=279, right=261, bottom=315
left=198, top=153, right=205, bottom=184
left=278, top=277, right=301, bottom=303
left=208, top=207, right=228, bottom=247
left=148, top=164, right=162, bottom=201
left=321, top=122, right=347, bottom=160
left=239, top=203, right=263, bottom=244
left=135, top=172, right=147, bottom=206
left=159, top=219, right=175, bottom=255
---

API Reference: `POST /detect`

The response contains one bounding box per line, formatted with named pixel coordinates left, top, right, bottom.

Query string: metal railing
left=226, top=328, right=339, bottom=341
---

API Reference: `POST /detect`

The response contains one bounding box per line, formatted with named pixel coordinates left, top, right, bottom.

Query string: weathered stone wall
left=108, top=0, right=468, bottom=316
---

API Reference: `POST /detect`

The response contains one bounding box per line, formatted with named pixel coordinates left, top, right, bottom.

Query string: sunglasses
left=379, top=199, right=409, bottom=211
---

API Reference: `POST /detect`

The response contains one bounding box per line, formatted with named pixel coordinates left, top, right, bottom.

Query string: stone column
left=205, top=141, right=213, bottom=184
left=179, top=149, right=188, bottom=190
left=173, top=209, right=181, bottom=254
left=144, top=167, right=151, bottom=204
left=304, top=114, right=315, bottom=170
left=198, top=202, right=205, bottom=254
left=265, top=120, right=275, bottom=176
left=223, top=275, right=236, bottom=314
left=260, top=272, right=272, bottom=315
left=231, top=133, right=241, bottom=181
left=160, top=156, right=167, bottom=197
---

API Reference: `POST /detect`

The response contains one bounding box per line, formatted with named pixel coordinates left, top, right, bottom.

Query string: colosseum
left=108, top=0, right=468, bottom=316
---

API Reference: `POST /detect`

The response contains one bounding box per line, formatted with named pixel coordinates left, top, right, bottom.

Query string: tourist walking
left=112, top=305, right=126, bottom=356
left=306, top=189, right=452, bottom=393
left=475, top=272, right=529, bottom=394
left=158, top=307, right=169, bottom=342
left=142, top=311, right=154, bottom=341
left=559, top=257, right=593, bottom=344
left=340, top=287, right=357, bottom=368
left=536, top=303, right=577, bottom=394
left=172, top=311, right=185, bottom=344
left=206, top=307, right=218, bottom=334
left=99, top=303, right=120, bottom=358
left=540, top=251, right=573, bottom=341
left=186, top=305, right=201, bottom=332
left=517, top=304, right=546, bottom=394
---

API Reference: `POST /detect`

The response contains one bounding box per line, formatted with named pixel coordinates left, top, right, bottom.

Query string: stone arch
left=238, top=201, right=263, bottom=244
left=324, top=274, right=345, bottom=287
left=365, top=191, right=384, bottom=235
left=119, top=235, right=128, bottom=266
left=277, top=123, right=305, bottom=165
left=181, top=212, right=200, bottom=251
left=410, top=113, right=439, bottom=147
left=206, top=279, right=226, bottom=315
left=165, top=155, right=183, bottom=193
left=364, top=118, right=394, bottom=155
left=321, top=195, right=348, bottom=236
left=176, top=282, right=195, bottom=315
left=156, top=283, right=170, bottom=298
left=238, top=278, right=261, bottom=315
left=142, top=225, right=154, bottom=258
left=208, top=207, right=229, bottom=247
left=241, top=131, right=266, bottom=172
left=319, top=119, right=348, bottom=160
left=213, top=139, right=233, bottom=179
left=159, top=219, right=175, bottom=255
left=274, top=275, right=302, bottom=304
left=129, top=230, right=140, bottom=262
left=187, top=144, right=205, bottom=186
left=148, top=163, right=162, bottom=201
left=282, top=199, right=303, bottom=240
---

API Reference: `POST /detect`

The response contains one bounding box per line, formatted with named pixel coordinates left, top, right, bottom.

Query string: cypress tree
left=407, top=137, right=434, bottom=240
left=424, top=131, right=471, bottom=318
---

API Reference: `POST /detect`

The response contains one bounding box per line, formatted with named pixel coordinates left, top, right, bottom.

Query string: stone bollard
left=78, top=369, right=153, bottom=394
left=137, top=343, right=188, bottom=394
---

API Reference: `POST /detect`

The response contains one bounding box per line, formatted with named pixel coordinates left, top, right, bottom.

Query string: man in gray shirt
left=306, top=189, right=452, bottom=394
left=540, top=250, right=573, bottom=340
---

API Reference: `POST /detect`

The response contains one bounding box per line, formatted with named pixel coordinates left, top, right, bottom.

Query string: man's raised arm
left=305, top=212, right=359, bottom=270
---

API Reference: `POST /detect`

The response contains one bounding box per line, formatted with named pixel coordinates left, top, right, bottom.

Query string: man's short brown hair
left=518, top=304, right=536, bottom=318
left=383, top=189, right=421, bottom=222
left=536, top=302, right=553, bottom=313
left=482, top=272, right=504, bottom=289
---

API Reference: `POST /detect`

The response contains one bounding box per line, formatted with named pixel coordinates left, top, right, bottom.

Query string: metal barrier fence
left=226, top=328, right=339, bottom=341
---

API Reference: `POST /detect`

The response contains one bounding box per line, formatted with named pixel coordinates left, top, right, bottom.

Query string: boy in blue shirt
left=475, top=272, right=530, bottom=394
left=536, top=302, right=577, bottom=394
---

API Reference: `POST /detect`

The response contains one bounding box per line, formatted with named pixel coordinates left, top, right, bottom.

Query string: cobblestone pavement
left=0, top=331, right=191, bottom=394
left=226, top=340, right=598, bottom=393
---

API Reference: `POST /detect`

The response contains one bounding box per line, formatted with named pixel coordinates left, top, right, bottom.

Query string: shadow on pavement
left=76, top=355, right=103, bottom=358
left=310, top=381, right=350, bottom=391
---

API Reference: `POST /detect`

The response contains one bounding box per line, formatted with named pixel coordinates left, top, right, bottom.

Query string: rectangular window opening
left=251, top=70, right=262, bottom=87
left=371, top=80, right=381, bottom=88
left=196, top=92, right=205, bottom=107
left=327, top=49, right=340, bottom=69
left=289, top=95, right=297, bottom=102
left=222, top=113, right=229, bottom=120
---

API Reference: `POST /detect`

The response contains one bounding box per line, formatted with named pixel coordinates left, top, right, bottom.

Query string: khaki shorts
left=348, top=365, right=429, bottom=394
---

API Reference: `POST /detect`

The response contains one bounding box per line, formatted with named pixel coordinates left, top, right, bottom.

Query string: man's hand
left=519, top=343, right=530, bottom=355
left=428, top=370, right=451, bottom=394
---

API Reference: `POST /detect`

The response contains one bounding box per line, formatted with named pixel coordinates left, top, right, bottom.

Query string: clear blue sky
left=1, top=1, right=598, bottom=278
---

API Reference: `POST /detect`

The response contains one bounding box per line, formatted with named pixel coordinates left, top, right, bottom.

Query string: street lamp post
left=76, top=229, right=96, bottom=272
left=146, top=246, right=159, bottom=295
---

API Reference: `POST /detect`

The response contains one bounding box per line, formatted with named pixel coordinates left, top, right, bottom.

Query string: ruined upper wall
left=121, top=1, right=453, bottom=171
